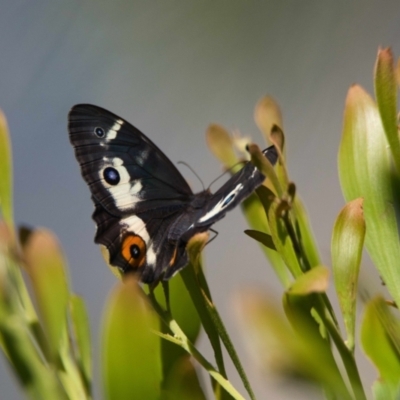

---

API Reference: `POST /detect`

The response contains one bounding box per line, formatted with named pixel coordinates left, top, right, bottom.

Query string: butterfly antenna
left=178, top=161, right=205, bottom=190
left=207, top=161, right=246, bottom=191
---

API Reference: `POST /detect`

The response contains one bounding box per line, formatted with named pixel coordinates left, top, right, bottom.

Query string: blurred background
left=1, top=1, right=399, bottom=398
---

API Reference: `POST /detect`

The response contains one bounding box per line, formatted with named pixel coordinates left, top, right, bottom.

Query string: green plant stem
left=187, top=258, right=256, bottom=400
left=283, top=211, right=339, bottom=329
left=149, top=294, right=246, bottom=400
left=180, top=264, right=228, bottom=378
left=199, top=287, right=256, bottom=400
left=315, top=296, right=366, bottom=400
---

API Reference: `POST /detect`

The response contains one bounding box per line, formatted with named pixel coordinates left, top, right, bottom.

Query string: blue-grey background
left=1, top=1, right=399, bottom=398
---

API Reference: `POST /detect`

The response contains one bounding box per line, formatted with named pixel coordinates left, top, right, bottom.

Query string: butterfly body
left=68, top=104, right=277, bottom=284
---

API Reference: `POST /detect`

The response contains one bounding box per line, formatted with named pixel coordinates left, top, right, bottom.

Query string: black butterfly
left=68, top=104, right=278, bottom=284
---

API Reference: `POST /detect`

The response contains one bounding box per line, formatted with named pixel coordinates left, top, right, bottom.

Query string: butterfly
left=68, top=104, right=278, bottom=284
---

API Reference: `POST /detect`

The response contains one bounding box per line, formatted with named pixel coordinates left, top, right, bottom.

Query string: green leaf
left=338, top=84, right=400, bottom=308
left=0, top=313, right=65, bottom=399
left=244, top=229, right=276, bottom=250
left=374, top=48, right=400, bottom=174
left=361, top=296, right=400, bottom=389
left=257, top=186, right=302, bottom=277
left=23, top=228, right=69, bottom=360
left=331, top=198, right=365, bottom=352
left=292, top=197, right=321, bottom=268
left=0, top=110, right=13, bottom=228
left=242, top=193, right=290, bottom=287
left=287, top=266, right=329, bottom=295
left=102, top=277, right=162, bottom=400
left=69, top=294, right=92, bottom=394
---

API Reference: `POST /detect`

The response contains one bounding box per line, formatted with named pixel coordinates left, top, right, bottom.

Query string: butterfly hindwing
left=69, top=104, right=194, bottom=282
left=195, top=146, right=278, bottom=228
left=92, top=201, right=186, bottom=283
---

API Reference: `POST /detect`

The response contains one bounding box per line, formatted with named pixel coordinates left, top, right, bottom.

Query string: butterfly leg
left=206, top=228, right=219, bottom=245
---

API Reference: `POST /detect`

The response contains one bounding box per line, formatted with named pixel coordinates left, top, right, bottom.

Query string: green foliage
left=2, top=46, right=400, bottom=400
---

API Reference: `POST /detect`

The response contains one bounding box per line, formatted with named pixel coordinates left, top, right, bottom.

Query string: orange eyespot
left=121, top=234, right=146, bottom=268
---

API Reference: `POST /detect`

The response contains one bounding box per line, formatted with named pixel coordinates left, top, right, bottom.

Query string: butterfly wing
left=68, top=104, right=192, bottom=217
left=68, top=104, right=193, bottom=282
left=163, top=145, right=278, bottom=280
left=92, top=200, right=187, bottom=283
left=196, top=145, right=278, bottom=226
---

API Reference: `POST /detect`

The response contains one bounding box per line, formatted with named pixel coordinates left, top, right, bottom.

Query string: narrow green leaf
left=257, top=186, right=302, bottom=277
left=0, top=110, right=13, bottom=227
left=361, top=296, right=400, bottom=388
left=375, top=48, right=400, bottom=173
left=184, top=233, right=256, bottom=400
left=23, top=228, right=69, bottom=360
left=287, top=266, right=329, bottom=295
left=292, top=197, right=321, bottom=268
left=102, top=277, right=162, bottom=400
left=180, top=233, right=231, bottom=399
left=331, top=198, right=365, bottom=352
left=244, top=229, right=276, bottom=250
left=70, top=294, right=92, bottom=394
left=339, top=84, right=400, bottom=307
left=0, top=299, right=64, bottom=398
left=199, top=284, right=256, bottom=400
left=242, top=192, right=290, bottom=288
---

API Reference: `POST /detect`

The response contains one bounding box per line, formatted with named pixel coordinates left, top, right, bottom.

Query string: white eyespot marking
left=198, top=183, right=244, bottom=223
left=130, top=180, right=142, bottom=196
left=100, top=157, right=143, bottom=210
left=122, top=215, right=157, bottom=266
left=106, top=119, right=123, bottom=140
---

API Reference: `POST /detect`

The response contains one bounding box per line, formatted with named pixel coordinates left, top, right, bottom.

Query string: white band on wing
left=198, top=183, right=244, bottom=223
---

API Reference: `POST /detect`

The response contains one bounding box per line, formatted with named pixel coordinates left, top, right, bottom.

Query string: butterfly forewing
left=195, top=145, right=278, bottom=227
left=68, top=104, right=192, bottom=217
